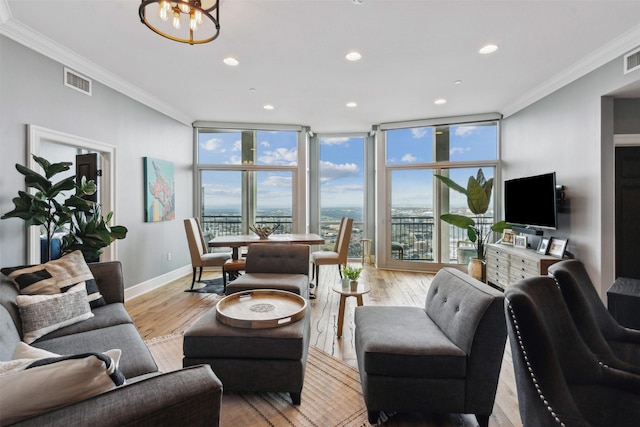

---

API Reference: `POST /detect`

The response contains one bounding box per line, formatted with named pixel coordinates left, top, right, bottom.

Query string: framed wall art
left=144, top=157, right=175, bottom=222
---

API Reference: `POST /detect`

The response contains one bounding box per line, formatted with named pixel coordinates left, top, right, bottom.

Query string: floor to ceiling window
left=317, top=135, right=365, bottom=257
left=194, top=124, right=306, bottom=241
left=377, top=114, right=500, bottom=271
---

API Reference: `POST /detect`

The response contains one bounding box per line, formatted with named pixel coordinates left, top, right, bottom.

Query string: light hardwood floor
left=125, top=264, right=522, bottom=427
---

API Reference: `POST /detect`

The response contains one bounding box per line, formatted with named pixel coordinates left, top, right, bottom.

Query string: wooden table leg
left=356, top=294, right=364, bottom=306
left=337, top=295, right=347, bottom=337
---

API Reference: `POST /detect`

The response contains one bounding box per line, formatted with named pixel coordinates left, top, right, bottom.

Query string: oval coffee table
left=332, top=281, right=371, bottom=337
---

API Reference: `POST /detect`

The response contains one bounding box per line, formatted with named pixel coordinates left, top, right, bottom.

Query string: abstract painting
left=144, top=157, right=175, bottom=222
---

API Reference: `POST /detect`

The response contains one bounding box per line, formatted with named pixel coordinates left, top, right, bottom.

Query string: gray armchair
left=354, top=268, right=506, bottom=426
left=548, top=259, right=640, bottom=369
left=505, top=276, right=640, bottom=427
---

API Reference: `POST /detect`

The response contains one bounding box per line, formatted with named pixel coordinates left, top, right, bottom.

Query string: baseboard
left=124, top=265, right=192, bottom=301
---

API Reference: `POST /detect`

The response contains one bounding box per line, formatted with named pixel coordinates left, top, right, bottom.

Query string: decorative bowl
left=249, top=224, right=280, bottom=239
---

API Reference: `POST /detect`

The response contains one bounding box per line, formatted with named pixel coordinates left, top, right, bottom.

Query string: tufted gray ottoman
left=183, top=305, right=310, bottom=405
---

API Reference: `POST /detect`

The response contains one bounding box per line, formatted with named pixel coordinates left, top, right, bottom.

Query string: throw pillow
left=16, top=282, right=94, bottom=344
left=0, top=344, right=124, bottom=425
left=1, top=250, right=106, bottom=309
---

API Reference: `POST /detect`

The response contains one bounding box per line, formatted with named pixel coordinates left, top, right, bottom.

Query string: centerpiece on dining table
left=249, top=223, right=281, bottom=239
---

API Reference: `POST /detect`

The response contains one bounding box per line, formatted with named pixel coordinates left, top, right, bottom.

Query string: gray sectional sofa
left=0, top=261, right=222, bottom=426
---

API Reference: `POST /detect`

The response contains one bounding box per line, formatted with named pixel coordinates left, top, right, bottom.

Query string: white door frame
left=26, top=125, right=116, bottom=264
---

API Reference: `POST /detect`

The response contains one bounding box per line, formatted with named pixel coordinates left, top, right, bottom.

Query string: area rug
left=145, top=333, right=369, bottom=427
left=184, top=277, right=226, bottom=295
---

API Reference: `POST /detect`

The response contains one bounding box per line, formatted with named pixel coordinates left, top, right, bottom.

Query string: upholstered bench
left=225, top=243, right=310, bottom=299
left=183, top=304, right=310, bottom=405
left=354, top=268, right=506, bottom=426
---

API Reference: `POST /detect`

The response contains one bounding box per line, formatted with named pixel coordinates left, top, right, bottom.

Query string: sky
left=197, top=123, right=498, bottom=212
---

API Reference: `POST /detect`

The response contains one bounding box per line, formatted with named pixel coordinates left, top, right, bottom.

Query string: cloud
left=202, top=182, right=240, bottom=198
left=200, top=137, right=223, bottom=151
left=411, top=128, right=428, bottom=138
left=232, top=139, right=242, bottom=151
left=320, top=160, right=359, bottom=182
left=454, top=126, right=477, bottom=136
left=320, top=137, right=350, bottom=145
left=450, top=147, right=471, bottom=156
left=259, top=140, right=270, bottom=147
left=401, top=153, right=417, bottom=162
left=259, top=147, right=298, bottom=165
left=322, top=183, right=363, bottom=193
left=261, top=175, right=292, bottom=187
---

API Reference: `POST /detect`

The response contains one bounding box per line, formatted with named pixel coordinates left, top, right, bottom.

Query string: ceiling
left=3, top=0, right=640, bottom=133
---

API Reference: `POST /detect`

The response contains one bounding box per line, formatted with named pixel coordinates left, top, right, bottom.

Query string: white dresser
left=485, top=243, right=563, bottom=290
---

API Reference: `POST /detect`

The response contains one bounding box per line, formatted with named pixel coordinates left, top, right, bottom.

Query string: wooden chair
left=183, top=218, right=231, bottom=289
left=310, top=217, right=353, bottom=295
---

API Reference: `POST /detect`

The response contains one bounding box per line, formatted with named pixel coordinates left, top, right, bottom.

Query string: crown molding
left=0, top=2, right=192, bottom=126
left=502, top=24, right=640, bottom=118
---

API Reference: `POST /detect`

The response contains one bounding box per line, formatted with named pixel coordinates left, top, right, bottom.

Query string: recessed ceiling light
left=434, top=99, right=447, bottom=105
left=346, top=51, right=362, bottom=61
left=479, top=44, right=498, bottom=54
left=346, top=102, right=357, bottom=108
left=453, top=80, right=462, bottom=85
left=223, top=57, right=239, bottom=66
left=249, top=87, right=257, bottom=92
left=263, top=104, right=274, bottom=110
left=352, top=0, right=364, bottom=4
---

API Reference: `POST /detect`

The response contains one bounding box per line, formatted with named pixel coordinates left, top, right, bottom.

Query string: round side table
left=332, top=281, right=371, bottom=337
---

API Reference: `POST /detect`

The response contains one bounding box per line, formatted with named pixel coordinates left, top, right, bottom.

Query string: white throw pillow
left=0, top=343, right=124, bottom=425
left=16, top=282, right=94, bottom=344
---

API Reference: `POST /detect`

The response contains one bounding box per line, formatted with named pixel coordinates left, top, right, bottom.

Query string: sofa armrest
left=11, top=365, right=222, bottom=427
left=88, top=261, right=125, bottom=304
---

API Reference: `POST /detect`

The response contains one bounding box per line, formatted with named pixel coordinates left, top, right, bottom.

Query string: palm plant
left=2, top=154, right=127, bottom=262
left=435, top=169, right=510, bottom=261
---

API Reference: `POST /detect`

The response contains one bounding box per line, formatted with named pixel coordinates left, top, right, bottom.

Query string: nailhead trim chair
left=505, top=276, right=640, bottom=427
left=548, top=259, right=640, bottom=370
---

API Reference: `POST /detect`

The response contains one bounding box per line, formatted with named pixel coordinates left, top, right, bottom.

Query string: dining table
left=208, top=233, right=325, bottom=260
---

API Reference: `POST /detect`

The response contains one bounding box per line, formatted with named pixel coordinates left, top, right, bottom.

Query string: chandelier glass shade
left=139, top=0, right=220, bottom=45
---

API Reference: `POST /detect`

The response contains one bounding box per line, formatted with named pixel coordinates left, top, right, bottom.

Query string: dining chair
left=310, top=217, right=353, bottom=294
left=183, top=218, right=231, bottom=289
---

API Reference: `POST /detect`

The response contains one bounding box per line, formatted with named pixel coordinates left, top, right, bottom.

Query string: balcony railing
left=202, top=215, right=293, bottom=238
left=201, top=214, right=494, bottom=263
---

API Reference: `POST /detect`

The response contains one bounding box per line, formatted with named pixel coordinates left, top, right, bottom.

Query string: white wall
left=0, top=36, right=193, bottom=287
left=502, top=55, right=640, bottom=298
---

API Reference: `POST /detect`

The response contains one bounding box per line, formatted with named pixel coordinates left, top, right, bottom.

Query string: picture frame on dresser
left=514, top=235, right=528, bottom=249
left=502, top=230, right=515, bottom=245
left=537, top=237, right=550, bottom=255
left=547, top=237, right=568, bottom=258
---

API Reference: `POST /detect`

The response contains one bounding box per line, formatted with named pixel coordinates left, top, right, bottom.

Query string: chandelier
left=139, top=0, right=220, bottom=45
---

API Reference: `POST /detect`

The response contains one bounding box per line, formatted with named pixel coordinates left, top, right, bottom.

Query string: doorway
left=615, top=146, right=640, bottom=279
left=27, top=125, right=116, bottom=264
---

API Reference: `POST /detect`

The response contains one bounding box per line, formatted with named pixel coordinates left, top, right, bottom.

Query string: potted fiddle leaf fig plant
left=1, top=154, right=127, bottom=262
left=434, top=169, right=510, bottom=281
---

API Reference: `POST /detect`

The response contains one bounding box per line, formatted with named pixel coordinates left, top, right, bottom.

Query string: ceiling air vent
left=623, top=47, right=640, bottom=75
left=64, top=67, right=92, bottom=96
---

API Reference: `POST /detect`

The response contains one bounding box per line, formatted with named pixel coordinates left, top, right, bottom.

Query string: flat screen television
left=504, top=172, right=558, bottom=230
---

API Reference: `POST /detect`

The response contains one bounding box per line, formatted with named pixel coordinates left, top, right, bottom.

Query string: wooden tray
left=216, top=289, right=307, bottom=329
